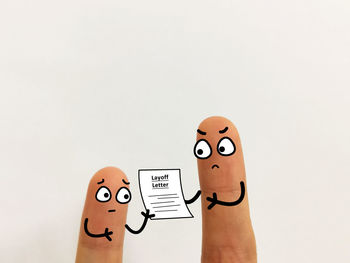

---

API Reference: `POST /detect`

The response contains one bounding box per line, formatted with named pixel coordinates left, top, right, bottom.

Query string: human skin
left=194, top=116, right=257, bottom=263
left=75, top=167, right=131, bottom=263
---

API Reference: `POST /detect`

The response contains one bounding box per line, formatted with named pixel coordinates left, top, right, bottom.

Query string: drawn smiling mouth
left=211, top=164, right=219, bottom=169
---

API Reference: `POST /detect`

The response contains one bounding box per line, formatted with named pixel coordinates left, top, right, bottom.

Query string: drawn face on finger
left=80, top=167, right=131, bottom=244
left=194, top=116, right=245, bottom=192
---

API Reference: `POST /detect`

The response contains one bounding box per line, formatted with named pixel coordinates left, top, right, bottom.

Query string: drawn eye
left=116, top=187, right=132, bottom=204
left=95, top=186, right=112, bottom=202
left=217, top=137, right=236, bottom=156
left=193, top=139, right=212, bottom=159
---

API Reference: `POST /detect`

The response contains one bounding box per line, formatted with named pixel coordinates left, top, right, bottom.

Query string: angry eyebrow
left=122, top=179, right=130, bottom=185
left=97, top=179, right=104, bottom=184
left=219, top=127, right=228, bottom=134
left=197, top=129, right=206, bottom=135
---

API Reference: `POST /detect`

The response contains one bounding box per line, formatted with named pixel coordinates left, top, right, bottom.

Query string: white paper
left=138, top=169, right=193, bottom=220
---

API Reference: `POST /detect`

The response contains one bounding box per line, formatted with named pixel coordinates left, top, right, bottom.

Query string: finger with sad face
left=76, top=167, right=153, bottom=263
left=194, top=116, right=257, bottom=263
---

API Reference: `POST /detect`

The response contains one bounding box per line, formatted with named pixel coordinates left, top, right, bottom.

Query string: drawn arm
left=84, top=218, right=113, bottom=241
left=125, top=209, right=155, bottom=234
left=206, top=181, right=245, bottom=210
left=185, top=190, right=202, bottom=204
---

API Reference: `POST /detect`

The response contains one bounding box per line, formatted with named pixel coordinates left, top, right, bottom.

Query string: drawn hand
left=206, top=192, right=218, bottom=210
left=103, top=228, right=113, bottom=242
left=142, top=209, right=155, bottom=219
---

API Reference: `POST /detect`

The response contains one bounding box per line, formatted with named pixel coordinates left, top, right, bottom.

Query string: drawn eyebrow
left=197, top=129, right=206, bottom=135
left=122, top=179, right=130, bottom=185
left=97, top=179, right=104, bottom=184
left=219, top=127, right=228, bottom=134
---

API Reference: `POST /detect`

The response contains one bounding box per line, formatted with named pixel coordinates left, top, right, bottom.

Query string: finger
left=195, top=116, right=257, bottom=263
left=76, top=167, right=130, bottom=263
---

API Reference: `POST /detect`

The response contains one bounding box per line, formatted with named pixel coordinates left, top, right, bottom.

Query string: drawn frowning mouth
left=211, top=164, right=219, bottom=169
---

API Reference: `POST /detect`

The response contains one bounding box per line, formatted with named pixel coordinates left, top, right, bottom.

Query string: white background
left=1, top=0, right=349, bottom=262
